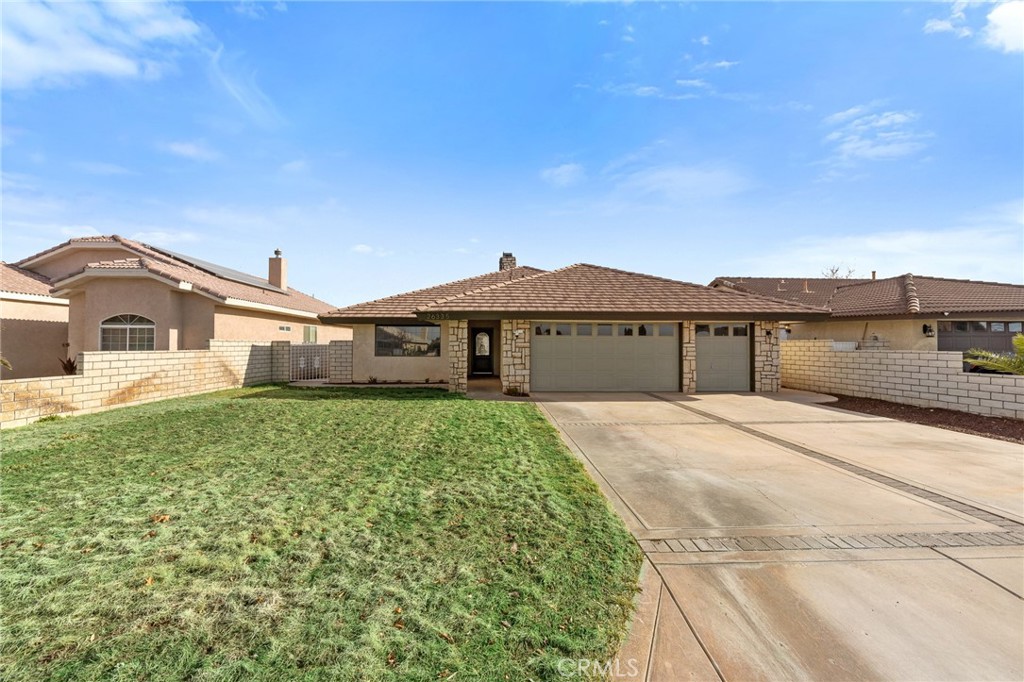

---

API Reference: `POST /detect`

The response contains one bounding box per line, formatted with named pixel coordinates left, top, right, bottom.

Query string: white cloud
left=540, top=163, right=585, bottom=188
left=1, top=1, right=202, bottom=90
left=72, top=161, right=133, bottom=176
left=351, top=244, right=395, bottom=257
left=698, top=36, right=711, bottom=46
left=983, top=1, right=1024, bottom=53
left=232, top=2, right=288, bottom=20
left=130, top=230, right=200, bottom=246
left=208, top=46, right=284, bottom=129
left=160, top=140, right=222, bottom=162
left=675, top=79, right=710, bottom=89
left=820, top=103, right=930, bottom=174
left=598, top=82, right=700, bottom=101
left=280, top=159, right=308, bottom=174
left=751, top=201, right=1024, bottom=284
left=923, top=1, right=1023, bottom=53
left=616, top=164, right=749, bottom=202
left=693, top=60, right=739, bottom=72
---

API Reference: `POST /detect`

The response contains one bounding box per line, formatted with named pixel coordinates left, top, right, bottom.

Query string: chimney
left=269, top=248, right=287, bottom=290
left=498, top=252, right=517, bottom=271
left=871, top=270, right=876, bottom=280
left=803, top=280, right=810, bottom=293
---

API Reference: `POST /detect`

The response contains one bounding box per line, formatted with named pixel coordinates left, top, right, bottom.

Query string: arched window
left=100, top=315, right=155, bottom=351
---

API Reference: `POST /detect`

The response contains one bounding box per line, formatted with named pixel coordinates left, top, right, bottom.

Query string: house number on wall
left=422, top=313, right=450, bottom=321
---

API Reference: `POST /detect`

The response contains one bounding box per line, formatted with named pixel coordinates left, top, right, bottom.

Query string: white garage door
left=695, top=323, right=751, bottom=391
left=531, top=322, right=679, bottom=392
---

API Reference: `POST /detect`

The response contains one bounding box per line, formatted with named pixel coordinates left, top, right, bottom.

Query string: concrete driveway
left=534, top=391, right=1024, bottom=681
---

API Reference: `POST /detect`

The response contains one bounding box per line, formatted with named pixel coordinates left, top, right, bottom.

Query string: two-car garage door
left=531, top=322, right=679, bottom=391
left=530, top=321, right=752, bottom=392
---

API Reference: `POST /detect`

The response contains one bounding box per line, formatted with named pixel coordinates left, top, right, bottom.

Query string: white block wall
left=781, top=340, right=1024, bottom=420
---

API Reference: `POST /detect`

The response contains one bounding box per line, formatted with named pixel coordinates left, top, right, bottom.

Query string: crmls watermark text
left=557, top=657, right=640, bottom=678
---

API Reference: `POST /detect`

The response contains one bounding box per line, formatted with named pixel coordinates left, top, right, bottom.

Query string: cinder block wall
left=781, top=340, right=1024, bottom=420
left=0, top=341, right=274, bottom=429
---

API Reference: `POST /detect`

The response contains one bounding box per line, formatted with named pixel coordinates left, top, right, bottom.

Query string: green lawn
left=1, top=386, right=642, bottom=681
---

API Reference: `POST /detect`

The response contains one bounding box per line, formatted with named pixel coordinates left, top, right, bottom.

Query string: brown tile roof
left=320, top=266, right=546, bottom=321
left=45, top=236, right=337, bottom=315
left=0, top=262, right=55, bottom=297
left=828, top=274, right=1024, bottom=317
left=419, top=264, right=826, bottom=318
left=709, top=277, right=872, bottom=309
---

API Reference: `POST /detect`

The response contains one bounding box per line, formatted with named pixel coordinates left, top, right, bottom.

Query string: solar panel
left=145, top=244, right=285, bottom=293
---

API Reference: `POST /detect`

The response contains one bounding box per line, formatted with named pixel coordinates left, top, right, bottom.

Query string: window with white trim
left=100, top=315, right=155, bottom=351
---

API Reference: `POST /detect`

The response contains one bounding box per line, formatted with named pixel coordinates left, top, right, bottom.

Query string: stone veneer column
left=500, top=319, right=531, bottom=395
left=447, top=320, right=468, bottom=393
left=680, top=321, right=696, bottom=393
left=753, top=321, right=781, bottom=392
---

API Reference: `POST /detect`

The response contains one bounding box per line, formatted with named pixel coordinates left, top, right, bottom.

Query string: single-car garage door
left=695, top=322, right=751, bottom=391
left=531, top=322, right=679, bottom=391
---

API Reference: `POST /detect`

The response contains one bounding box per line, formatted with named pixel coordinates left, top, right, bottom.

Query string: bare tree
left=821, top=264, right=856, bottom=279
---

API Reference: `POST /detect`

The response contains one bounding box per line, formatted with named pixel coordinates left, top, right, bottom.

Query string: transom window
left=532, top=322, right=678, bottom=337
left=697, top=323, right=750, bottom=338
left=375, top=325, right=441, bottom=357
left=100, top=314, right=155, bottom=351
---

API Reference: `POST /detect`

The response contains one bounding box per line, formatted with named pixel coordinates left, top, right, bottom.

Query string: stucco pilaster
left=446, top=320, right=468, bottom=393
left=500, top=319, right=531, bottom=395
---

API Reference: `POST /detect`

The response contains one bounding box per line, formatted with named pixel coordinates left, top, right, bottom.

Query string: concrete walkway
left=534, top=390, right=1024, bottom=681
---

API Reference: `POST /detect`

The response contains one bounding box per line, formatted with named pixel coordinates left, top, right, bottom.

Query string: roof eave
left=412, top=310, right=829, bottom=322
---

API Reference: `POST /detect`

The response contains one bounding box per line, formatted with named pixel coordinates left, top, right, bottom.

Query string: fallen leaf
left=439, top=632, right=455, bottom=644
left=150, top=514, right=170, bottom=524
left=144, top=576, right=154, bottom=586
left=393, top=618, right=405, bottom=630
left=141, top=530, right=157, bottom=540
left=386, top=651, right=397, bottom=668
left=510, top=542, right=518, bottom=554
left=394, top=607, right=402, bottom=614
left=500, top=620, right=511, bottom=629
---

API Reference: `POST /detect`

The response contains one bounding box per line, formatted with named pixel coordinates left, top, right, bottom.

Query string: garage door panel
left=696, top=325, right=751, bottom=391
left=532, top=322, right=679, bottom=392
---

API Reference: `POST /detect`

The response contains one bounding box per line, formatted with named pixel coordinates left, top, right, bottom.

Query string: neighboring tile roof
left=709, top=277, right=872, bottom=309
left=0, top=262, right=55, bottom=297
left=43, top=236, right=336, bottom=315
left=828, top=275, right=1024, bottom=317
left=320, top=266, right=546, bottom=321
left=712, top=274, right=1024, bottom=317
left=418, top=264, right=826, bottom=317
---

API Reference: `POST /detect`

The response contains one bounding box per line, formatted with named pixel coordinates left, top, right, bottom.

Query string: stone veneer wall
left=753, top=321, right=781, bottom=392
left=327, top=340, right=353, bottom=384
left=781, top=339, right=1024, bottom=419
left=500, top=319, right=531, bottom=395
left=0, top=340, right=276, bottom=429
left=447, top=320, right=469, bottom=393
left=680, top=321, right=696, bottom=393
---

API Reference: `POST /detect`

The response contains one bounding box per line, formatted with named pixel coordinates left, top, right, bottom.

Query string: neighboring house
left=0, top=262, right=70, bottom=379
left=710, top=274, right=1024, bottom=352
left=9, top=236, right=350, bottom=362
left=321, top=253, right=825, bottom=394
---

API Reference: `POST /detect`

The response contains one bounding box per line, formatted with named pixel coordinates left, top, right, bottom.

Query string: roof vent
left=499, top=252, right=517, bottom=271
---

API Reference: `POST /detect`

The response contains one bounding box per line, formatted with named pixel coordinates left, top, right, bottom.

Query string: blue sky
left=2, top=1, right=1022, bottom=307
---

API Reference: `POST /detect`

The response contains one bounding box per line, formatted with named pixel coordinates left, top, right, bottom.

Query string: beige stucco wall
left=0, top=298, right=70, bottom=379
left=69, top=278, right=182, bottom=355
left=351, top=322, right=448, bottom=383
left=788, top=319, right=939, bottom=351
left=29, top=247, right=136, bottom=281
left=213, top=307, right=351, bottom=345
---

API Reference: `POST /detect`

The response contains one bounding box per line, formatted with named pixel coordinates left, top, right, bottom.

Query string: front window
left=303, top=325, right=318, bottom=343
left=375, top=325, right=441, bottom=357
left=100, top=314, right=155, bottom=351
